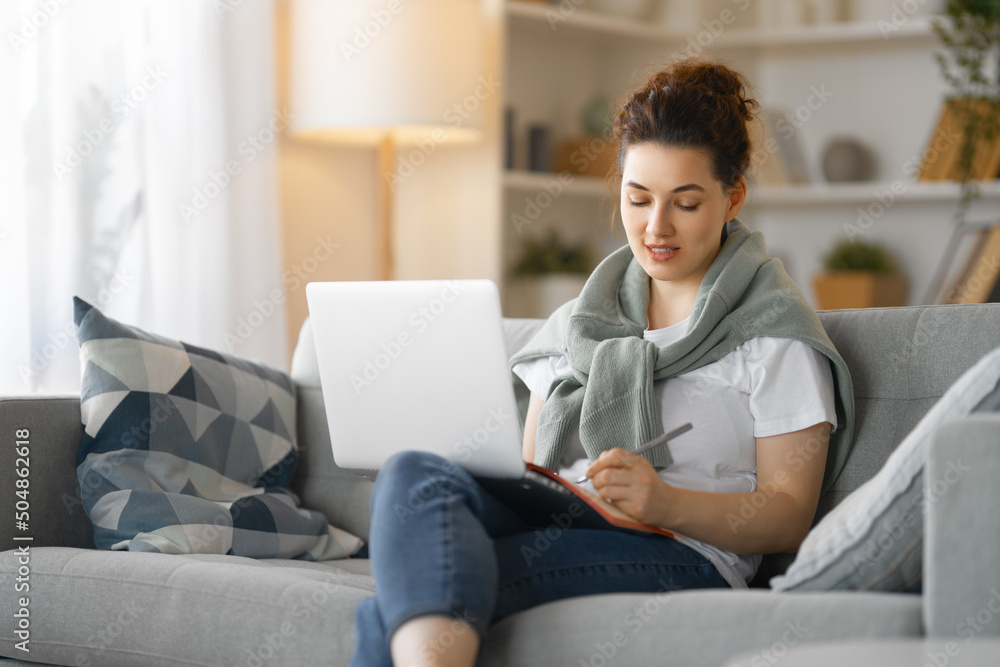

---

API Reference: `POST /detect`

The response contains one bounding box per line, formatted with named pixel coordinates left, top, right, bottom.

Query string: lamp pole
left=378, top=134, right=395, bottom=281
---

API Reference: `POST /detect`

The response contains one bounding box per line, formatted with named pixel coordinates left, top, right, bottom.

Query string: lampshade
left=289, top=0, right=485, bottom=145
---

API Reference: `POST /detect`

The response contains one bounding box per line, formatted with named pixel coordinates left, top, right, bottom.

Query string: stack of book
left=931, top=222, right=1000, bottom=304
left=751, top=108, right=810, bottom=187
left=919, top=97, right=1000, bottom=182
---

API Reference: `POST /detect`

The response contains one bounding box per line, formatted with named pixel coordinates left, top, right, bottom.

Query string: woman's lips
left=646, top=245, right=679, bottom=262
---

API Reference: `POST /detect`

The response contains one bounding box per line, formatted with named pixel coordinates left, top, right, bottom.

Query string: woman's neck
left=647, top=277, right=699, bottom=330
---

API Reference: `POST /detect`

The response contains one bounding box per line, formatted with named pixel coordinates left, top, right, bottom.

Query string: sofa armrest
left=924, top=413, right=1000, bottom=638
left=0, top=396, right=93, bottom=551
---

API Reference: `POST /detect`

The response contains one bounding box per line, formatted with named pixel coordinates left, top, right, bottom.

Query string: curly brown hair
left=611, top=58, right=760, bottom=193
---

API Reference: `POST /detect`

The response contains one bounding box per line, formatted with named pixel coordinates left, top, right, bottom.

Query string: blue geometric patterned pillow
left=73, top=297, right=363, bottom=559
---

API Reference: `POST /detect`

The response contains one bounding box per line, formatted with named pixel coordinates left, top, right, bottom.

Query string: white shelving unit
left=503, top=169, right=610, bottom=197
left=505, top=169, right=1000, bottom=206
left=506, top=1, right=941, bottom=48
left=498, top=1, right=1000, bottom=314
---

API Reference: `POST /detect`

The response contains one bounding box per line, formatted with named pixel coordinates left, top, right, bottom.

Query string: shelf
left=505, top=170, right=1000, bottom=207
left=505, top=1, right=941, bottom=50
left=504, top=170, right=615, bottom=198
left=499, top=2, right=984, bottom=313
left=751, top=180, right=1000, bottom=207
left=720, top=17, right=938, bottom=48
left=506, top=1, right=686, bottom=43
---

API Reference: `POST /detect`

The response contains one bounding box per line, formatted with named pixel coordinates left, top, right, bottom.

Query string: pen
left=575, top=422, right=693, bottom=483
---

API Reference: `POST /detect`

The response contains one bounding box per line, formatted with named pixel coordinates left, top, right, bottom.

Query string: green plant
left=582, top=93, right=613, bottom=136
left=513, top=229, right=596, bottom=276
left=822, top=240, right=896, bottom=274
left=933, top=0, right=1000, bottom=208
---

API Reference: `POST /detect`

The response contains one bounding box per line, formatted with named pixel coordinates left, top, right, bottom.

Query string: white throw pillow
left=770, top=346, right=1000, bottom=591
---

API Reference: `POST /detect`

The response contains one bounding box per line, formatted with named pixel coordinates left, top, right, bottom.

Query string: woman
left=349, top=58, right=854, bottom=667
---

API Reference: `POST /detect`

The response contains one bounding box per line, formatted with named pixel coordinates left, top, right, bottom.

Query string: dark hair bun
left=612, top=58, right=759, bottom=190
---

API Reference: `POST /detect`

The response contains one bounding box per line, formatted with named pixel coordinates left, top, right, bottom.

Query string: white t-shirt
left=511, top=315, right=838, bottom=589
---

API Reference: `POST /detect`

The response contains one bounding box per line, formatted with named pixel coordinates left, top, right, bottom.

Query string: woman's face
left=620, top=143, right=745, bottom=290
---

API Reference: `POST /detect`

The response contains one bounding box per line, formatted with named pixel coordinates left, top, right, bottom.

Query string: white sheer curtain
left=0, top=0, right=288, bottom=394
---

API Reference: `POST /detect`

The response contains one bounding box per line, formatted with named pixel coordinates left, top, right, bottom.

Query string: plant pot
left=507, top=274, right=588, bottom=319
left=811, top=271, right=908, bottom=310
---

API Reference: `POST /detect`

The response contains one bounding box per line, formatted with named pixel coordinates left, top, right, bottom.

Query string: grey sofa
left=2, top=303, right=999, bottom=667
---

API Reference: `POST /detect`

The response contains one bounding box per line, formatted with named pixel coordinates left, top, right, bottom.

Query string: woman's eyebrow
left=625, top=180, right=706, bottom=194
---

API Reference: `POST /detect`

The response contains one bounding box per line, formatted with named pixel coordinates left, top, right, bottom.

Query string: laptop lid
left=305, top=279, right=526, bottom=478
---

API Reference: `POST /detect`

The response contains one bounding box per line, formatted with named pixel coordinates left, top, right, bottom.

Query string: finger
left=594, top=483, right=634, bottom=503
left=606, top=448, right=637, bottom=468
left=586, top=448, right=634, bottom=477
left=590, top=466, right=622, bottom=488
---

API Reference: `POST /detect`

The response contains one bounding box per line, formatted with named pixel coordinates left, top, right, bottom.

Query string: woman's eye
left=676, top=202, right=699, bottom=211
left=628, top=200, right=649, bottom=207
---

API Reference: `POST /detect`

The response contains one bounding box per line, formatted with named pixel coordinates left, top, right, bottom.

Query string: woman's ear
left=725, top=177, right=747, bottom=222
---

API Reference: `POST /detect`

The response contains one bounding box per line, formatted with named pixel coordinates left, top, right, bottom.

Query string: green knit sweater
left=508, top=218, right=855, bottom=497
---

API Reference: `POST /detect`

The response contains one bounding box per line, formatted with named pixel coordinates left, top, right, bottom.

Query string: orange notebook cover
left=475, top=463, right=676, bottom=539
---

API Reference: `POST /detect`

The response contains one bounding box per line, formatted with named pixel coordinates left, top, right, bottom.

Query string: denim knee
left=371, top=450, right=478, bottom=516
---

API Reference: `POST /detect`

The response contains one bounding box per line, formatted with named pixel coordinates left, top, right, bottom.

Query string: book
left=474, top=462, right=677, bottom=539
left=968, top=125, right=997, bottom=180
left=955, top=225, right=1000, bottom=304
left=761, top=109, right=809, bottom=184
left=987, top=265, right=1000, bottom=303
left=919, top=100, right=961, bottom=181
left=939, top=226, right=990, bottom=304
left=921, top=98, right=1000, bottom=182
left=982, top=136, right=1000, bottom=180
left=956, top=98, right=1000, bottom=180
left=749, top=112, right=787, bottom=187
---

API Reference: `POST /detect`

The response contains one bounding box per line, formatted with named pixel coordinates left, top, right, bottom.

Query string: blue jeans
left=349, top=450, right=729, bottom=666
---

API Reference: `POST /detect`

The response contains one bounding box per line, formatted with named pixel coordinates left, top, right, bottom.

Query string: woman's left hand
left=585, top=448, right=672, bottom=527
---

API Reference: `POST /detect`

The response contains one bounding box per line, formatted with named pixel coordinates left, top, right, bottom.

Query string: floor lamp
left=288, top=0, right=484, bottom=281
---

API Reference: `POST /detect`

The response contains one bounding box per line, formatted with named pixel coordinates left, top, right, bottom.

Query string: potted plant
left=508, top=229, right=596, bottom=317
left=932, top=0, right=1000, bottom=210
left=812, top=239, right=909, bottom=309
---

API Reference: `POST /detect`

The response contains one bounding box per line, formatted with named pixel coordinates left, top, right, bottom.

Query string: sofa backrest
left=290, top=304, right=1000, bottom=577
left=810, top=304, right=1000, bottom=517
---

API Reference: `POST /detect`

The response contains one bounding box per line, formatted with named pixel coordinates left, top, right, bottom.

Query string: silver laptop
left=305, top=279, right=680, bottom=537
left=305, top=278, right=526, bottom=478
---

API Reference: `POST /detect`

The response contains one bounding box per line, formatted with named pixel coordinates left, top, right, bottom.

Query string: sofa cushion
left=0, top=547, right=921, bottom=667
left=0, top=547, right=374, bottom=667
left=73, top=297, right=362, bottom=559
left=770, top=345, right=1000, bottom=592
left=480, top=588, right=922, bottom=667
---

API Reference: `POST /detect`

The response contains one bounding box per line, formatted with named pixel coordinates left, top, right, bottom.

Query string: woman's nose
left=646, top=204, right=675, bottom=237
